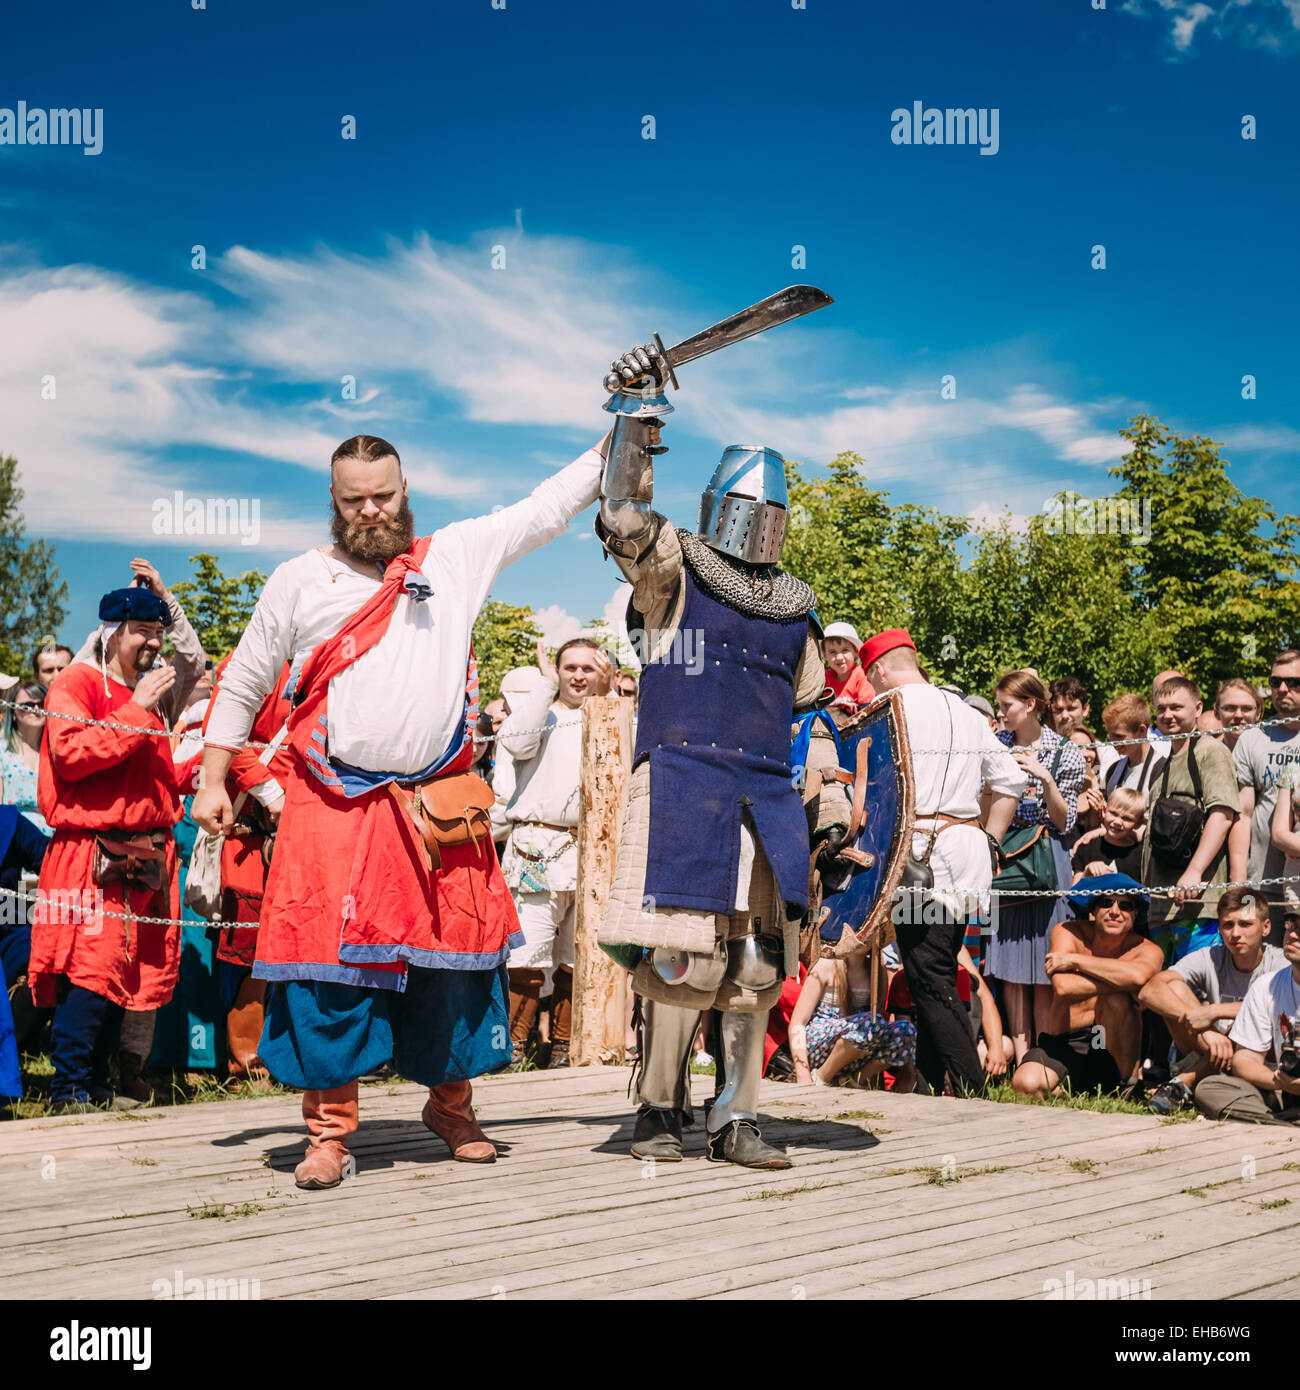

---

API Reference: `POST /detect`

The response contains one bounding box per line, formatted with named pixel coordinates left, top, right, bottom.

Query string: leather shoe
left=630, top=1105, right=684, bottom=1162
left=706, top=1119, right=791, bottom=1169
left=422, top=1081, right=496, bottom=1162
left=294, top=1138, right=352, bottom=1189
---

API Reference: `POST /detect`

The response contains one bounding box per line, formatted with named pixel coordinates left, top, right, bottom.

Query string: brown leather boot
left=507, top=968, right=543, bottom=1067
left=422, top=1080, right=496, bottom=1162
left=295, top=1082, right=359, bottom=1189
left=548, top=967, right=573, bottom=1069
left=226, top=977, right=271, bottom=1088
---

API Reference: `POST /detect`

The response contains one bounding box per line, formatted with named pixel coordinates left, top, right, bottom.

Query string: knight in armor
left=594, top=343, right=851, bottom=1169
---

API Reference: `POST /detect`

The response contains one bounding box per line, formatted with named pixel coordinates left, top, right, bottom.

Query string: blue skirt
left=985, top=834, right=1073, bottom=987
left=260, top=964, right=511, bottom=1091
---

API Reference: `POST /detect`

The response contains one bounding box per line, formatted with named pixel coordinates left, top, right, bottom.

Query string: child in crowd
left=1070, top=786, right=1145, bottom=883
left=821, top=622, right=875, bottom=715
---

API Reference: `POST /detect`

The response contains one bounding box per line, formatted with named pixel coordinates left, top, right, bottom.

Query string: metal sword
left=605, top=284, right=833, bottom=392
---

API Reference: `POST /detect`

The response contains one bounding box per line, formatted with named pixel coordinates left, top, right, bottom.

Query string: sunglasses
left=15, top=702, right=45, bottom=714
left=1093, top=896, right=1141, bottom=913
left=1269, top=676, right=1300, bottom=690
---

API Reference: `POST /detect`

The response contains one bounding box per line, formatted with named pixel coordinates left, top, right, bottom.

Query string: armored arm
left=599, top=343, right=673, bottom=548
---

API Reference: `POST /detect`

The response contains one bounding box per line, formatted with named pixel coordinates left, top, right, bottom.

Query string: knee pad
left=649, top=942, right=727, bottom=993
left=724, top=932, right=783, bottom=992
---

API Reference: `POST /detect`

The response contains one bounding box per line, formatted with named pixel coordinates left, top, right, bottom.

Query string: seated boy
left=1013, top=874, right=1163, bottom=1098
left=1070, top=786, right=1145, bottom=883
left=1194, top=902, right=1300, bottom=1124
left=1137, top=886, right=1285, bottom=1114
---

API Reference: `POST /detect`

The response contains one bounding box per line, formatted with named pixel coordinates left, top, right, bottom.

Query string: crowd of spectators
left=4, top=574, right=1300, bottom=1131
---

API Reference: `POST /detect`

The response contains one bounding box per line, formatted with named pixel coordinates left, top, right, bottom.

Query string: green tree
left=1109, top=416, right=1300, bottom=690
left=960, top=506, right=1154, bottom=702
left=473, top=599, right=542, bottom=701
left=171, top=553, right=267, bottom=659
left=779, top=419, right=1300, bottom=711
left=0, top=454, right=69, bottom=678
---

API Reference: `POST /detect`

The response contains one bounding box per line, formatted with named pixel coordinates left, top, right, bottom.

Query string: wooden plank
left=572, top=695, right=633, bottom=1065
left=6, top=1066, right=1299, bottom=1301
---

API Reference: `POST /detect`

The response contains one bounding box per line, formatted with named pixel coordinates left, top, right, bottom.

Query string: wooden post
left=571, top=694, right=634, bottom=1066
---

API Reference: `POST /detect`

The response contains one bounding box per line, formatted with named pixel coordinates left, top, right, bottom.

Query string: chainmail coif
left=676, top=528, right=816, bottom=621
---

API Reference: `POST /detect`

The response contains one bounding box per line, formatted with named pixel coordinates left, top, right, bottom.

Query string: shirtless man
left=1012, top=874, right=1162, bottom=1098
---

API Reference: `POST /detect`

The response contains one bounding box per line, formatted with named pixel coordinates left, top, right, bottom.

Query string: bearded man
left=194, top=433, right=606, bottom=1189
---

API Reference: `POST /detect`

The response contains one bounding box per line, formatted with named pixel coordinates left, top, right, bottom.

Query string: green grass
left=982, top=1080, right=1161, bottom=1116
left=925, top=1163, right=1006, bottom=1185
left=743, top=1181, right=826, bottom=1201
left=1067, top=1158, right=1101, bottom=1174
left=2, top=1051, right=293, bottom=1121
left=1182, top=1178, right=1243, bottom=1199
left=688, top=1060, right=716, bottom=1076
left=837, top=1109, right=884, bottom=1121
left=187, top=1198, right=263, bottom=1220
left=1255, top=1197, right=1291, bottom=1210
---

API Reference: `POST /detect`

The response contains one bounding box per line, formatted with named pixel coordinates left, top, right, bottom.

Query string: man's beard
left=331, top=497, right=416, bottom=564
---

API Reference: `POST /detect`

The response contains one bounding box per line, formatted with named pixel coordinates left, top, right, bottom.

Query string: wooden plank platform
left=3, top=1066, right=1299, bottom=1300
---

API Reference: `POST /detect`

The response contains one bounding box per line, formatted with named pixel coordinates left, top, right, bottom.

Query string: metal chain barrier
left=3, top=692, right=1296, bottom=754
left=0, top=693, right=577, bottom=749
left=5, top=871, right=1299, bottom=932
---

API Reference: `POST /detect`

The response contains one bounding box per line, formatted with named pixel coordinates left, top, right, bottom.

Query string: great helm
left=697, top=445, right=789, bottom=565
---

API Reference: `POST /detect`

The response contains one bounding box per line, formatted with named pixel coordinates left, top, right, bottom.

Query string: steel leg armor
left=637, top=999, right=699, bottom=1113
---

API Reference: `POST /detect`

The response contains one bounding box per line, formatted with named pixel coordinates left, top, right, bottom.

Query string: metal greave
left=637, top=999, right=700, bottom=1112
left=707, top=1009, right=767, bottom=1134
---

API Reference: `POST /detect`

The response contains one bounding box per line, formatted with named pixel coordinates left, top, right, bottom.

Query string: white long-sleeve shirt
left=206, top=447, right=604, bottom=775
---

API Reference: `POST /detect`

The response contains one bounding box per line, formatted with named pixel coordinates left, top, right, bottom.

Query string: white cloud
left=215, top=233, right=657, bottom=433
left=969, top=502, right=1033, bottom=533
left=532, top=604, right=584, bottom=647
left=601, top=583, right=638, bottom=667
left=0, top=260, right=481, bottom=548
left=1121, top=0, right=1300, bottom=54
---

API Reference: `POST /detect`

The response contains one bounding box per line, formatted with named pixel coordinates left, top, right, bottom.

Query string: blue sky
left=2, top=0, right=1297, bottom=655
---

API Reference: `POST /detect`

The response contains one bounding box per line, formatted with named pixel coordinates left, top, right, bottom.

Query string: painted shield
left=816, top=689, right=915, bottom=957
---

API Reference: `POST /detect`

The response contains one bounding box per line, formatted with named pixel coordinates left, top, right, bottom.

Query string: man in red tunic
left=31, top=563, right=205, bottom=1110
left=195, top=432, right=606, bottom=1189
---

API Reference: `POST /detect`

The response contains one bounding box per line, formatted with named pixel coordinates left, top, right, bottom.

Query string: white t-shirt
left=1233, top=724, right=1300, bottom=881
left=1174, top=943, right=1287, bottom=1033
left=1229, top=964, right=1300, bottom=1063
left=1104, top=744, right=1167, bottom=801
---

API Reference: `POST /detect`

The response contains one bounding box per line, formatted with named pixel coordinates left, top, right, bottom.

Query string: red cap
left=859, top=628, right=916, bottom=670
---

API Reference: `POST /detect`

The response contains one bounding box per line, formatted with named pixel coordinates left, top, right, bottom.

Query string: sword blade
left=662, top=285, right=833, bottom=370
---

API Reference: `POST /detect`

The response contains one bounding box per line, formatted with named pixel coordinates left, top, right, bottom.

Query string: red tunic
left=29, top=663, right=182, bottom=1009
left=206, top=657, right=294, bottom=968
left=228, top=540, right=520, bottom=989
